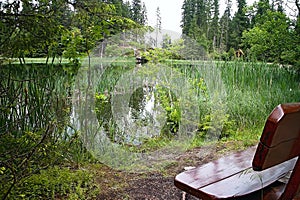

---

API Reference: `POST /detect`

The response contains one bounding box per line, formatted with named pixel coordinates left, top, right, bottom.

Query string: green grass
left=165, top=60, right=300, bottom=147
left=3, top=57, right=70, bottom=64
left=78, top=59, right=300, bottom=154
left=2, top=56, right=135, bottom=65
left=219, top=61, right=299, bottom=127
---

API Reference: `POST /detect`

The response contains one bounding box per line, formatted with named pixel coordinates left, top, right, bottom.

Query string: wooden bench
left=174, top=103, right=300, bottom=199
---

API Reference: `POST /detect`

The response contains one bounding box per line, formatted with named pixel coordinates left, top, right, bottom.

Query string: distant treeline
left=181, top=0, right=300, bottom=66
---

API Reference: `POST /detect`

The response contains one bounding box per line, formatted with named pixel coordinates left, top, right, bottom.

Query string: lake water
left=69, top=59, right=229, bottom=170
left=0, top=61, right=228, bottom=171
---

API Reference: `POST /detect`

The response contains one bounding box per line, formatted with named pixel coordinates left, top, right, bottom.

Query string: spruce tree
left=181, top=0, right=196, bottom=35
left=228, top=0, right=249, bottom=50
left=219, top=0, right=232, bottom=51
left=131, top=0, right=145, bottom=25
left=208, top=0, right=220, bottom=50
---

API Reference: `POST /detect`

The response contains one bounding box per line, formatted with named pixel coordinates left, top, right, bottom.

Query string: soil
left=94, top=141, right=249, bottom=200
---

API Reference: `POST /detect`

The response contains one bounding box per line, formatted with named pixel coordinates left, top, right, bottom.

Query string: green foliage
left=190, top=60, right=299, bottom=146
left=0, top=64, right=91, bottom=199
left=62, top=27, right=86, bottom=63
left=155, top=85, right=181, bottom=136
left=104, top=44, right=135, bottom=58
left=242, top=11, right=293, bottom=63
left=196, top=113, right=236, bottom=140
left=0, top=0, right=139, bottom=63
left=141, top=39, right=184, bottom=62
left=180, top=0, right=299, bottom=68
left=9, top=166, right=98, bottom=200
left=141, top=48, right=169, bottom=63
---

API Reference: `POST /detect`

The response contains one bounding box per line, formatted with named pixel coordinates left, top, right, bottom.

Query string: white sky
left=142, top=0, right=185, bottom=33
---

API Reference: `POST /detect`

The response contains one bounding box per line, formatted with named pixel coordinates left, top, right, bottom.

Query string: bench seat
left=175, top=147, right=297, bottom=199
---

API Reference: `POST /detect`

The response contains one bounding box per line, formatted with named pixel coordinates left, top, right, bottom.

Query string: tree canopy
left=0, top=0, right=148, bottom=63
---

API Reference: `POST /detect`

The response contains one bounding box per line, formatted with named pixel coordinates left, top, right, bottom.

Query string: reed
left=218, top=61, right=300, bottom=129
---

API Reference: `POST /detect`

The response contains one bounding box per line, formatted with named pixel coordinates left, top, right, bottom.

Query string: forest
left=0, top=0, right=299, bottom=66
left=1, top=0, right=300, bottom=199
left=181, top=0, right=300, bottom=66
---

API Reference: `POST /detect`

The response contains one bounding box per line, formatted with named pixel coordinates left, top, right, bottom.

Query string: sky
left=142, top=0, right=185, bottom=33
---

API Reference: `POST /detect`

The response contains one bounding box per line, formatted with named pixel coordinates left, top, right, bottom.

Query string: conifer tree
left=130, top=0, right=147, bottom=25
left=208, top=0, right=220, bottom=50
left=181, top=0, right=196, bottom=35
left=228, top=0, right=249, bottom=49
left=219, top=0, right=232, bottom=51
left=155, top=7, right=162, bottom=47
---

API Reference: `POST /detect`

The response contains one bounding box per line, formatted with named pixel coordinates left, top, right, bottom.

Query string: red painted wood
left=199, top=158, right=296, bottom=198
left=174, top=103, right=300, bottom=200
left=260, top=103, right=300, bottom=147
left=253, top=103, right=300, bottom=170
left=175, top=146, right=255, bottom=190
left=175, top=152, right=296, bottom=199
left=279, top=156, right=300, bottom=200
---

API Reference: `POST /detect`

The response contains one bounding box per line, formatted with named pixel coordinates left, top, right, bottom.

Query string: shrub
left=9, top=166, right=99, bottom=200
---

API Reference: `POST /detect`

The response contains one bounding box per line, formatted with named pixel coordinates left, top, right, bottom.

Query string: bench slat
left=175, top=103, right=300, bottom=200
left=175, top=146, right=256, bottom=190
left=200, top=158, right=296, bottom=198
left=175, top=157, right=297, bottom=199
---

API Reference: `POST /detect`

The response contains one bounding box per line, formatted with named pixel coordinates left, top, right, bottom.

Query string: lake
left=1, top=60, right=299, bottom=171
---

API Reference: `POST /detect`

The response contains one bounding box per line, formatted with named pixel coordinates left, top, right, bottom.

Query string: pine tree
left=181, top=0, right=208, bottom=39
left=122, top=1, right=132, bottom=18
left=155, top=7, right=162, bottom=47
left=228, top=0, right=249, bottom=50
left=208, top=0, right=220, bottom=50
left=219, top=0, right=232, bottom=51
left=130, top=0, right=147, bottom=25
left=141, top=3, right=148, bottom=25
left=181, top=0, right=196, bottom=35
left=195, top=0, right=207, bottom=35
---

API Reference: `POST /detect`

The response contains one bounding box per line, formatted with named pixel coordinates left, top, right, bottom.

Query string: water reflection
left=71, top=61, right=202, bottom=170
left=116, top=85, right=167, bottom=145
left=94, top=64, right=178, bottom=146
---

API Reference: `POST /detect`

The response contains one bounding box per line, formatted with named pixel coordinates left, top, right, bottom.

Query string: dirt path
left=95, top=142, right=249, bottom=200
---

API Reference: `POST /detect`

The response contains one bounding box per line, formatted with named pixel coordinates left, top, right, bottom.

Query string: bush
left=9, top=166, right=99, bottom=200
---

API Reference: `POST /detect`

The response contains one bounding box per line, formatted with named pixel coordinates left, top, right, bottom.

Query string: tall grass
left=0, top=64, right=98, bottom=199
left=218, top=61, right=300, bottom=129
left=167, top=60, right=299, bottom=144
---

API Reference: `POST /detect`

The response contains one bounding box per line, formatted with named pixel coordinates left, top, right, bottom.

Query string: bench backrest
left=253, top=103, right=300, bottom=171
left=253, top=103, right=300, bottom=199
